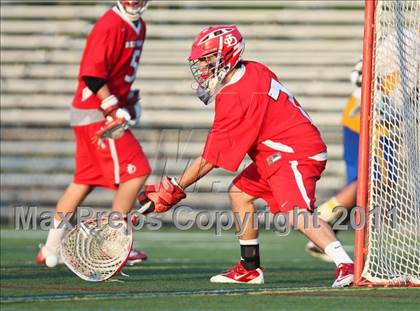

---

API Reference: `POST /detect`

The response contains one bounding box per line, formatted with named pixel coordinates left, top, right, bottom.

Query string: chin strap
left=196, top=65, right=229, bottom=105
left=196, top=86, right=212, bottom=105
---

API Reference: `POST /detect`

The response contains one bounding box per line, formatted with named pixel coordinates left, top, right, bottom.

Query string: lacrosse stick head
left=61, top=217, right=133, bottom=282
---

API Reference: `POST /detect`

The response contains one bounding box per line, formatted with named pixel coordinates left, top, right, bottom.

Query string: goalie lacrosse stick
left=61, top=197, right=154, bottom=282
left=61, top=216, right=133, bottom=282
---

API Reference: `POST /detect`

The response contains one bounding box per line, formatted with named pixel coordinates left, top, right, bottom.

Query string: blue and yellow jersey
left=341, top=87, right=361, bottom=134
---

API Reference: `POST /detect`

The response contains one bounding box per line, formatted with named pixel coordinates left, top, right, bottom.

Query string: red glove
left=92, top=95, right=131, bottom=148
left=140, top=176, right=186, bottom=213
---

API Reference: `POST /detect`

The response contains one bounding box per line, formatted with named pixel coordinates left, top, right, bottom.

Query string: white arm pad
left=100, top=94, right=119, bottom=110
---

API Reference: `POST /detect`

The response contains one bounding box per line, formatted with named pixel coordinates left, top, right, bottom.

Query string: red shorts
left=233, top=158, right=326, bottom=213
left=73, top=122, right=151, bottom=190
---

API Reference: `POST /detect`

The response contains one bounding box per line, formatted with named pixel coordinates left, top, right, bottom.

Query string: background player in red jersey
left=36, top=0, right=151, bottom=266
left=141, top=25, right=354, bottom=287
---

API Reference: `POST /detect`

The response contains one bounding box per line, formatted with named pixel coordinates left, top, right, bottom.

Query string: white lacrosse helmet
left=350, top=58, right=363, bottom=88
left=117, top=0, right=149, bottom=21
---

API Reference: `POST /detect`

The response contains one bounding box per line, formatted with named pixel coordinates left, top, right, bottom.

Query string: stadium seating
left=0, top=1, right=364, bottom=220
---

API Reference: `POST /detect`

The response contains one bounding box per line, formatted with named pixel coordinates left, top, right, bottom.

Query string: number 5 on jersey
left=125, top=49, right=142, bottom=83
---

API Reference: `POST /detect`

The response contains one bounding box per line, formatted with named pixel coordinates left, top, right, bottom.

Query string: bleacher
left=0, top=1, right=364, bottom=221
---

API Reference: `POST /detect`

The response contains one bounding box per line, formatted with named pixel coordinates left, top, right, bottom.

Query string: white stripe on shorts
left=108, top=139, right=120, bottom=184
left=289, top=160, right=311, bottom=209
left=308, top=152, right=328, bottom=161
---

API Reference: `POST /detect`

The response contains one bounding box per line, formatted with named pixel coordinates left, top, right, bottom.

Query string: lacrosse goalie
left=140, top=25, right=355, bottom=288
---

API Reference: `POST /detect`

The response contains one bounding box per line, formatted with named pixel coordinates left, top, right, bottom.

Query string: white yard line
left=1, top=286, right=410, bottom=304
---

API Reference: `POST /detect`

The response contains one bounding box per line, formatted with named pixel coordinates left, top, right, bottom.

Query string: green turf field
left=1, top=228, right=419, bottom=310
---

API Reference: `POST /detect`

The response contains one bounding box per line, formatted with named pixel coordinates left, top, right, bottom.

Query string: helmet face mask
left=118, top=0, right=149, bottom=21
left=188, top=25, right=244, bottom=105
left=190, top=52, right=224, bottom=90
left=189, top=52, right=230, bottom=105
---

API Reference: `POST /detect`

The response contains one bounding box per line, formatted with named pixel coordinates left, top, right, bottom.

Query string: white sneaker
left=210, top=261, right=264, bottom=284
left=35, top=244, right=63, bottom=266
left=126, top=248, right=148, bottom=266
left=332, top=263, right=354, bottom=288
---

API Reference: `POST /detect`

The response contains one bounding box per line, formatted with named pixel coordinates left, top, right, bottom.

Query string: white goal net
left=363, top=0, right=420, bottom=285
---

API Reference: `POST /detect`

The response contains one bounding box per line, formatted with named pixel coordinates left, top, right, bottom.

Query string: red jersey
left=72, top=7, right=146, bottom=109
left=202, top=61, right=327, bottom=177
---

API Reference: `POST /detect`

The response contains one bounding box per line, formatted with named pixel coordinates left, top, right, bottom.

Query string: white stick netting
left=61, top=217, right=132, bottom=282
left=363, top=0, right=420, bottom=285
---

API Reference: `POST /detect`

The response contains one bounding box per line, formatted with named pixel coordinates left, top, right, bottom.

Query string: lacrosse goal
left=354, top=0, right=420, bottom=286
